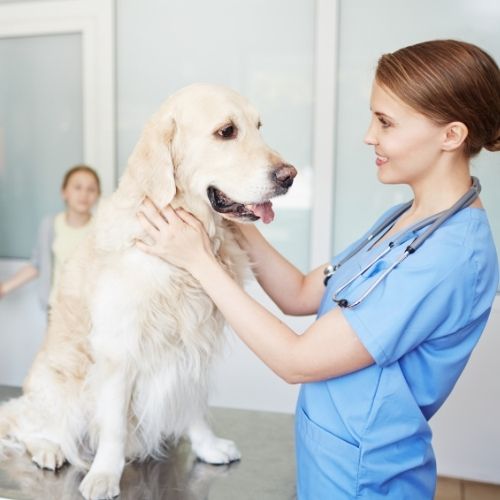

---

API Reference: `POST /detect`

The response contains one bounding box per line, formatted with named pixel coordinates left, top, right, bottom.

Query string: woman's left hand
left=135, top=198, right=214, bottom=275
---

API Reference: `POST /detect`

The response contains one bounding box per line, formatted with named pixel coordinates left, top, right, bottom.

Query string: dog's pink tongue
left=249, top=202, right=275, bottom=224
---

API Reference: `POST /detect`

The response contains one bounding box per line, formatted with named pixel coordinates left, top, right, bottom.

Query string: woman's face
left=364, top=81, right=447, bottom=186
left=62, top=171, right=100, bottom=214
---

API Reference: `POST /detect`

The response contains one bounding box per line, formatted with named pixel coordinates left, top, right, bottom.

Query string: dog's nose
left=272, top=164, right=297, bottom=189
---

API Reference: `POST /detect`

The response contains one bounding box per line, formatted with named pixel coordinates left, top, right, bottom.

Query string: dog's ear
left=126, top=112, right=177, bottom=207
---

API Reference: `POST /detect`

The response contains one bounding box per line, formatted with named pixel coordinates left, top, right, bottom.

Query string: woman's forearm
left=237, top=224, right=322, bottom=315
left=191, top=252, right=302, bottom=382
left=191, top=252, right=373, bottom=384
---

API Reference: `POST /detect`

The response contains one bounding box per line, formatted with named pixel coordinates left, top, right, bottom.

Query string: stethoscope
left=323, top=177, right=481, bottom=309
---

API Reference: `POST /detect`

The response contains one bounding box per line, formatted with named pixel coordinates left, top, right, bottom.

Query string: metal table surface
left=0, top=386, right=296, bottom=500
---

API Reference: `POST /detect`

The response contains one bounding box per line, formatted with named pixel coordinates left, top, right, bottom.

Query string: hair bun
left=484, top=132, right=500, bottom=152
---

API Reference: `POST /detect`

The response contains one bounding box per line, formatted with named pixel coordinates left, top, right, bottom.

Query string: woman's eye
left=216, top=124, right=238, bottom=139
left=378, top=117, right=391, bottom=128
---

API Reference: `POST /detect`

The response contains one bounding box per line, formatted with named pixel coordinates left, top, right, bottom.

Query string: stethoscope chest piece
left=323, top=264, right=336, bottom=286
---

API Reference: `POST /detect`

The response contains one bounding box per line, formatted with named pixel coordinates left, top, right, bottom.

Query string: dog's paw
left=79, top=472, right=120, bottom=500
left=32, top=447, right=66, bottom=471
left=27, top=439, right=66, bottom=471
left=194, top=437, right=241, bottom=465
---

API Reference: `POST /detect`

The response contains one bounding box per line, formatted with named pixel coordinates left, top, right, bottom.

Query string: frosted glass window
left=333, top=0, right=500, bottom=280
left=0, top=33, right=83, bottom=258
left=117, top=0, right=314, bottom=271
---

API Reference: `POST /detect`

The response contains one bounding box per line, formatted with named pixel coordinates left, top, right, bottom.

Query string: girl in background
left=0, top=165, right=101, bottom=310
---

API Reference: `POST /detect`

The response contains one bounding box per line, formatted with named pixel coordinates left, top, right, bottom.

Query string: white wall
left=430, top=300, right=500, bottom=483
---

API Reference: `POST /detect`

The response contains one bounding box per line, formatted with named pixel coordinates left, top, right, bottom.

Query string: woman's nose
left=364, top=122, right=377, bottom=146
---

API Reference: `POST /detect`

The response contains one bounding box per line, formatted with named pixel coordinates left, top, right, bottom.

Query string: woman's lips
left=375, top=154, right=388, bottom=167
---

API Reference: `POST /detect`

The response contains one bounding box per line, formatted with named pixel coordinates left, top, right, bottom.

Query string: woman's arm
left=189, top=252, right=373, bottom=383
left=136, top=203, right=374, bottom=383
left=235, top=224, right=326, bottom=316
left=0, top=264, right=39, bottom=298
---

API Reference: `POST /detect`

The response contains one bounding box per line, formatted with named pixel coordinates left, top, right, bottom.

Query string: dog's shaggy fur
left=0, top=84, right=296, bottom=499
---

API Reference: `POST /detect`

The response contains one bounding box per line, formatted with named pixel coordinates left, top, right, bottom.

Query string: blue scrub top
left=295, top=205, right=499, bottom=499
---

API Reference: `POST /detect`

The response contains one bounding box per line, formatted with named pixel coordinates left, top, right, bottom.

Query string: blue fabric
left=295, top=206, right=499, bottom=499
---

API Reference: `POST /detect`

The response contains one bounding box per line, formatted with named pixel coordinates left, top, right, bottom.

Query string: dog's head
left=126, top=84, right=296, bottom=224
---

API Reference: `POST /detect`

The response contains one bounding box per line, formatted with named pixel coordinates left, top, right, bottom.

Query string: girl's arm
left=0, top=264, right=39, bottom=298
left=136, top=202, right=374, bottom=383
left=235, top=223, right=326, bottom=316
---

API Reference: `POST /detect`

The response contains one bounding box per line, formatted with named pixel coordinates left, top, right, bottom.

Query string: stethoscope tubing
left=326, top=177, right=481, bottom=309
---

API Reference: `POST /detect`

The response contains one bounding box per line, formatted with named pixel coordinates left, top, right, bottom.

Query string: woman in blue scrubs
left=137, top=40, right=500, bottom=498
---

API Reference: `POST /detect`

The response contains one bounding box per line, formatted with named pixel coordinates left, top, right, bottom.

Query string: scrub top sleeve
left=342, top=250, right=476, bottom=367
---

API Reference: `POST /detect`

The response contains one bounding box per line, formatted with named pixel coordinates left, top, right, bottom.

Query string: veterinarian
left=0, top=165, right=101, bottom=311
left=136, top=40, right=500, bottom=499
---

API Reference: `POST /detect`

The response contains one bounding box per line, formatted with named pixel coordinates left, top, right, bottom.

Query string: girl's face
left=364, top=81, right=447, bottom=186
left=62, top=171, right=100, bottom=214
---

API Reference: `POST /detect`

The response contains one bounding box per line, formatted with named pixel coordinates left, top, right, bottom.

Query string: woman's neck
left=407, top=159, right=479, bottom=219
left=65, top=209, right=91, bottom=228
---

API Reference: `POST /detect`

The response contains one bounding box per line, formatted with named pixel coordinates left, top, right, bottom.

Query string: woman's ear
left=442, top=122, right=468, bottom=152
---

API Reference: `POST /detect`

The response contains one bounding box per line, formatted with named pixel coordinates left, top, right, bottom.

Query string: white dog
left=0, top=84, right=296, bottom=499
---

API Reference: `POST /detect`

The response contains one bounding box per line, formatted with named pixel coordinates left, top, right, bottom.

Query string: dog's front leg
left=188, top=416, right=241, bottom=465
left=79, top=356, right=131, bottom=500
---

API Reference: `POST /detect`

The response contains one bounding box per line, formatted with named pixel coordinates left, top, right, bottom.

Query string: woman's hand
left=135, top=198, right=214, bottom=276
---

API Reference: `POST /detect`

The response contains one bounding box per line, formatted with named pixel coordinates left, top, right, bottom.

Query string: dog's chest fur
left=88, top=216, right=248, bottom=368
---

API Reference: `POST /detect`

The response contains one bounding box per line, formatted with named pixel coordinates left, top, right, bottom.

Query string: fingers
left=134, top=239, right=152, bottom=254
left=137, top=212, right=160, bottom=240
left=139, top=198, right=168, bottom=230
left=161, top=205, right=182, bottom=225
left=175, top=208, right=203, bottom=229
left=137, top=200, right=204, bottom=238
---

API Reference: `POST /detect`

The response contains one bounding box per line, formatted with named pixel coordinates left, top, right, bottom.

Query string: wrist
left=235, top=223, right=258, bottom=249
left=190, top=252, right=219, bottom=282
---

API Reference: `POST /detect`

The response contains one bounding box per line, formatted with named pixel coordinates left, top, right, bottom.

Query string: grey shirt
left=30, top=215, right=55, bottom=310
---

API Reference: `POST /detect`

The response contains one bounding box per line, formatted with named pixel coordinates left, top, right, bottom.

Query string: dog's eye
left=216, top=124, right=237, bottom=140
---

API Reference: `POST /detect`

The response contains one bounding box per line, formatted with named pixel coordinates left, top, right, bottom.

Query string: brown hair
left=375, top=39, right=500, bottom=157
left=62, top=164, right=101, bottom=195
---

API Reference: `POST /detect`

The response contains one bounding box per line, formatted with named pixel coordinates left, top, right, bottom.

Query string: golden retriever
left=0, top=84, right=296, bottom=499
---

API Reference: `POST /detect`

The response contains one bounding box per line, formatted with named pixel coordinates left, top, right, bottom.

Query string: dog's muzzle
left=206, top=163, right=297, bottom=224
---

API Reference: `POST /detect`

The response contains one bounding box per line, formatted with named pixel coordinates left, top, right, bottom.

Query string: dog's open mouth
left=207, top=186, right=275, bottom=224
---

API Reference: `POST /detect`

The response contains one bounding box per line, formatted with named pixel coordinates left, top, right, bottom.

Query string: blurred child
left=0, top=165, right=101, bottom=310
